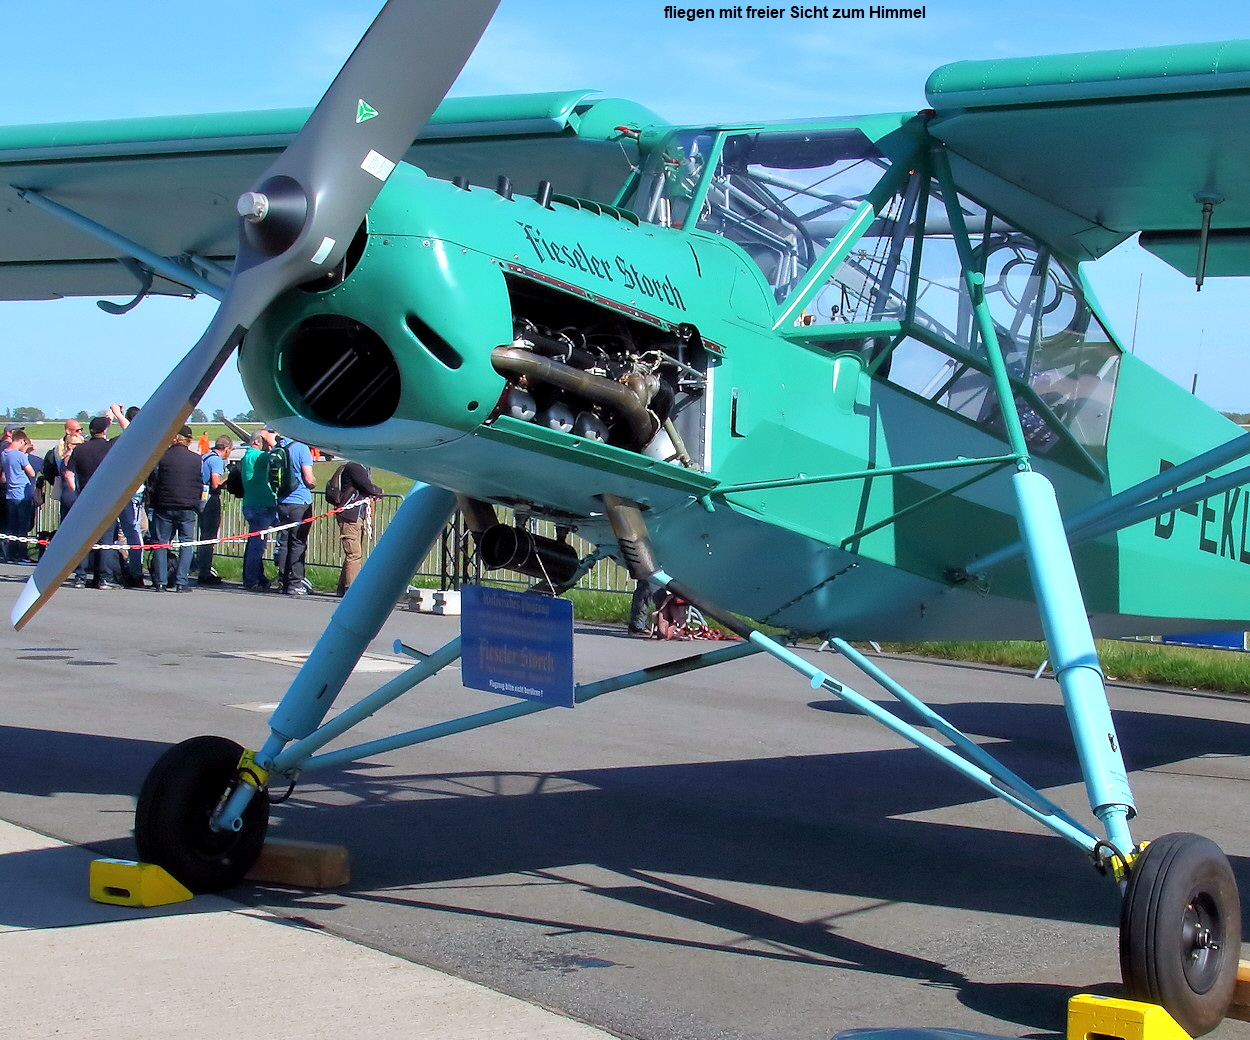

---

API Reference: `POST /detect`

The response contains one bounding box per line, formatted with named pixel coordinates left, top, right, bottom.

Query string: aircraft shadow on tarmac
left=0, top=724, right=163, bottom=800
left=248, top=750, right=1137, bottom=1033
left=2, top=698, right=1247, bottom=914
left=0, top=697, right=1245, bottom=1034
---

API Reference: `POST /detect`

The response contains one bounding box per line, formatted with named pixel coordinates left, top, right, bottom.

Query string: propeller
left=11, top=0, right=500, bottom=630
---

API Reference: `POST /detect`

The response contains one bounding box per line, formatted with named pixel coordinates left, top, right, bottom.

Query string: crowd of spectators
left=1, top=411, right=383, bottom=597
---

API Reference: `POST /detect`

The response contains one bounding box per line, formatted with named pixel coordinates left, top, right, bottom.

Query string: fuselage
left=238, top=106, right=1250, bottom=640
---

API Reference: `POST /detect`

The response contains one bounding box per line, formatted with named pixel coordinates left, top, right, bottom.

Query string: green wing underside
left=925, top=39, right=1250, bottom=272
left=3, top=38, right=1249, bottom=299
left=0, top=90, right=659, bottom=301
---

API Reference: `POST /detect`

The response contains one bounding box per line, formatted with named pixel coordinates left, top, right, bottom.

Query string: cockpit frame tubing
left=679, top=130, right=728, bottom=232
left=772, top=150, right=919, bottom=331
left=932, top=147, right=1031, bottom=468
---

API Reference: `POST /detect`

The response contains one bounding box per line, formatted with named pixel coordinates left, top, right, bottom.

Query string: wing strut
left=598, top=495, right=1111, bottom=857
left=960, top=429, right=1250, bottom=579
left=16, top=189, right=226, bottom=299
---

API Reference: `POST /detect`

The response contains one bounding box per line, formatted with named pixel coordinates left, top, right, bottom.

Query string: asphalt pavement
left=2, top=560, right=1249, bottom=1040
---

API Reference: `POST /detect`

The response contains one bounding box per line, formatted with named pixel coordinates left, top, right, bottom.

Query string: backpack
left=222, top=459, right=244, bottom=499
left=324, top=464, right=347, bottom=507
left=42, top=448, right=59, bottom=483
left=267, top=442, right=298, bottom=499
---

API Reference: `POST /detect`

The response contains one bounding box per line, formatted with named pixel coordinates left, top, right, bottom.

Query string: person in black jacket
left=64, top=414, right=122, bottom=588
left=331, top=460, right=384, bottom=595
left=147, top=425, right=204, bottom=592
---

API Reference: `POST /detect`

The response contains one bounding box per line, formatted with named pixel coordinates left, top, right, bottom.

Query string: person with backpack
left=195, top=435, right=233, bottom=585
left=326, top=460, right=384, bottom=595
left=239, top=428, right=278, bottom=591
left=270, top=433, right=316, bottom=596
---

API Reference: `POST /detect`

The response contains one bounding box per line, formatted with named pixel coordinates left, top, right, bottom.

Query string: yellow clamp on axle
left=1100, top=840, right=1147, bottom=883
left=237, top=749, right=270, bottom=790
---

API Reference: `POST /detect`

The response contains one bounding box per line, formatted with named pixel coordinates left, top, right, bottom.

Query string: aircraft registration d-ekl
left=3, top=2, right=1249, bottom=1031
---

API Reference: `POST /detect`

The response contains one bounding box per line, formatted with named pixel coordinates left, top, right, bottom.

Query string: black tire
left=1120, top=832, right=1240, bottom=1036
left=135, top=735, right=270, bottom=893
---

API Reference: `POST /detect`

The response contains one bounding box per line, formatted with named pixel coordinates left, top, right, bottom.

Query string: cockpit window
left=698, top=129, right=891, bottom=301
left=884, top=181, right=1121, bottom=465
left=631, top=130, right=715, bottom=229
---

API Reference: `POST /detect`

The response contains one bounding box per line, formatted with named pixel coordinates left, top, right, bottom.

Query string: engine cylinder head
left=574, top=411, right=610, bottom=442
left=505, top=387, right=537, bottom=422
left=537, top=402, right=575, bottom=432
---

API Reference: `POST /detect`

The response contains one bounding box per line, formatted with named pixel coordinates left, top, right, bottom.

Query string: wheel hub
left=1180, top=892, right=1224, bottom=991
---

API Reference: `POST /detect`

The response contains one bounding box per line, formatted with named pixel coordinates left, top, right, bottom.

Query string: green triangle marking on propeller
left=356, top=99, right=379, bottom=124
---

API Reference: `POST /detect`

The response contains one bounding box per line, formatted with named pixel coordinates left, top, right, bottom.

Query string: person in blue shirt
left=196, top=435, right=233, bottom=585
left=2, top=431, right=37, bottom=563
left=273, top=435, right=316, bottom=596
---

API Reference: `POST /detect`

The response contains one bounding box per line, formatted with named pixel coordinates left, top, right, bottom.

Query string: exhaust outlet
left=478, top=525, right=580, bottom=586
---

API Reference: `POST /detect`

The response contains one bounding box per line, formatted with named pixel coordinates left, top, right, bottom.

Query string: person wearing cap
left=240, top=427, right=278, bottom=591
left=63, top=415, right=123, bottom=588
left=195, top=435, right=233, bottom=585
left=146, top=425, right=203, bottom=592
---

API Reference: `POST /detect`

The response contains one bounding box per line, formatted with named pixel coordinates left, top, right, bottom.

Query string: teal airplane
left=4, top=3, right=1249, bottom=1032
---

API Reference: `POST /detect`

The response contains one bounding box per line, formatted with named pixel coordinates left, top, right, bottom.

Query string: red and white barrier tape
left=0, top=502, right=365, bottom=553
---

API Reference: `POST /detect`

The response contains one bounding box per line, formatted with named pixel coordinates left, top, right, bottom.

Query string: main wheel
left=1119, top=832, right=1241, bottom=1036
left=135, top=735, right=270, bottom=893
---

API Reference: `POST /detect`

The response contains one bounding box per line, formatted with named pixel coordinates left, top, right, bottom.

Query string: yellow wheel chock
left=89, top=858, right=194, bottom=907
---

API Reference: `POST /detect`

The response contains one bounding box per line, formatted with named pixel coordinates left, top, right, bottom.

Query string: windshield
left=631, top=129, right=716, bottom=229
left=697, top=129, right=891, bottom=301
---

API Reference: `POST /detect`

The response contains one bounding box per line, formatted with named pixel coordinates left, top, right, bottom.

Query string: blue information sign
left=460, top=584, right=575, bottom=707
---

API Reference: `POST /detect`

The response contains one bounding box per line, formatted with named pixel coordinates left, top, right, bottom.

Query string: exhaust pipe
left=478, top=525, right=581, bottom=586
left=491, top=346, right=658, bottom=446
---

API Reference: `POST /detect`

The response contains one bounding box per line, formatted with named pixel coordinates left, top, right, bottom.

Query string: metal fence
left=32, top=492, right=634, bottom=595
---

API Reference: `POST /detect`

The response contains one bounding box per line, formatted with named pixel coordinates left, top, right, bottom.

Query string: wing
left=0, top=90, right=663, bottom=302
left=925, top=39, right=1250, bottom=275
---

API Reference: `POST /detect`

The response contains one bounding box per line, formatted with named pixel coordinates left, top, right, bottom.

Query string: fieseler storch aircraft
left=4, top=1, right=1250, bottom=1031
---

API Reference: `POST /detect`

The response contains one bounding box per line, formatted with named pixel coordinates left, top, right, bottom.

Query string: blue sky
left=2, top=0, right=1248, bottom=418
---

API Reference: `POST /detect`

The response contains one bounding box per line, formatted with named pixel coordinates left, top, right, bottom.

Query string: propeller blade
left=13, top=0, right=500, bottom=630
left=232, top=0, right=501, bottom=294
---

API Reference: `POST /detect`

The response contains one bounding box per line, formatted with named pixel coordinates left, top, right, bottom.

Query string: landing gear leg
left=1013, top=471, right=1243, bottom=1033
left=134, top=482, right=457, bottom=889
left=611, top=483, right=1242, bottom=1033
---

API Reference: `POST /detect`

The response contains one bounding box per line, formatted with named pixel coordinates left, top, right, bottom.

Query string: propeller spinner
left=11, top=0, right=501, bottom=629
